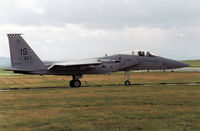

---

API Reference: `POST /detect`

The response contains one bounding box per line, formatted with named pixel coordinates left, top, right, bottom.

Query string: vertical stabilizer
left=7, top=34, right=45, bottom=70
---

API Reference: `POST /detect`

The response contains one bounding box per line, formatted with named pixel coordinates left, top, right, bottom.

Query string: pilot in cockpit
left=138, top=51, right=145, bottom=56
left=146, top=51, right=154, bottom=57
left=138, top=51, right=142, bottom=56
left=146, top=52, right=150, bottom=57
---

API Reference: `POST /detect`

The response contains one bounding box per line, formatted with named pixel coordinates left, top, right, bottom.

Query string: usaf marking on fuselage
left=6, top=34, right=189, bottom=87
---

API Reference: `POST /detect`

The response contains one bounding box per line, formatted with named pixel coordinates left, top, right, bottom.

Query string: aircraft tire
left=74, top=80, right=81, bottom=87
left=70, top=80, right=81, bottom=88
left=69, top=80, right=75, bottom=87
left=125, top=80, right=131, bottom=86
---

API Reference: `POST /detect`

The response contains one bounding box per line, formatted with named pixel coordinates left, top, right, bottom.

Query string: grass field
left=183, top=60, right=200, bottom=68
left=0, top=71, right=200, bottom=89
left=0, top=72, right=200, bottom=130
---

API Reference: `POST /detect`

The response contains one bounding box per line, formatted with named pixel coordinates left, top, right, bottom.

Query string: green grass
left=0, top=72, right=200, bottom=130
left=0, top=68, right=13, bottom=75
left=183, top=60, right=200, bottom=68
left=1, top=85, right=200, bottom=130
left=0, top=72, right=199, bottom=89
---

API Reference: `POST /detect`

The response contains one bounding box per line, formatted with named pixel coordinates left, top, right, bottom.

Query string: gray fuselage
left=19, top=54, right=188, bottom=76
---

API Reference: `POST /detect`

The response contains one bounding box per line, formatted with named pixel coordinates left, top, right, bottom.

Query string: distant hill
left=0, top=57, right=10, bottom=67
left=182, top=60, right=200, bottom=68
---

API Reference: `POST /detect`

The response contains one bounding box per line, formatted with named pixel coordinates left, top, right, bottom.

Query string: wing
left=48, top=61, right=103, bottom=71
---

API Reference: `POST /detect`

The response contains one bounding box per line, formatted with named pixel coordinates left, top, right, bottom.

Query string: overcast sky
left=0, top=0, right=199, bottom=60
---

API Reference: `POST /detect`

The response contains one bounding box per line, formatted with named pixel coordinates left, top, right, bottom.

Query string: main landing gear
left=69, top=75, right=82, bottom=88
left=124, top=71, right=131, bottom=86
left=69, top=72, right=132, bottom=87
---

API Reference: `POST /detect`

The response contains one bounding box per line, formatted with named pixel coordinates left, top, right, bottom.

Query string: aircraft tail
left=7, top=34, right=45, bottom=70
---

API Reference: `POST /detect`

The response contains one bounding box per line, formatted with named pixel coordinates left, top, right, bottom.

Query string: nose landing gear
left=124, top=71, right=131, bottom=86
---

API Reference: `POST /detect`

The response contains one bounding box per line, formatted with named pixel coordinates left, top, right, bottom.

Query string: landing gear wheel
left=73, top=80, right=81, bottom=87
left=69, top=80, right=74, bottom=87
left=69, top=80, right=81, bottom=88
left=125, top=80, right=131, bottom=86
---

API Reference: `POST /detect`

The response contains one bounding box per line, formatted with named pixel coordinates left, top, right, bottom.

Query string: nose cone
left=175, top=61, right=190, bottom=68
left=166, top=60, right=190, bottom=69
left=159, top=57, right=190, bottom=69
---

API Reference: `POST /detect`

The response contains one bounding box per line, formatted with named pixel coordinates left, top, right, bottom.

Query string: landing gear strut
left=124, top=71, right=131, bottom=86
left=69, top=75, right=82, bottom=88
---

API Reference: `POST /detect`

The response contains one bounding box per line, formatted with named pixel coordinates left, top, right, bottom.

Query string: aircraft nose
left=176, top=61, right=190, bottom=68
left=160, top=56, right=190, bottom=69
left=167, top=60, right=190, bottom=69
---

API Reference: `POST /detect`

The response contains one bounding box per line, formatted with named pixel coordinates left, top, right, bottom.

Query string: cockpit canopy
left=118, top=50, right=157, bottom=57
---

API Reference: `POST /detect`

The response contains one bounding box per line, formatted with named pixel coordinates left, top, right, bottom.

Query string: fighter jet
left=6, top=34, right=189, bottom=87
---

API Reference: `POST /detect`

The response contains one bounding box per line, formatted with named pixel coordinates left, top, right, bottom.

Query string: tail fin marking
left=7, top=34, right=45, bottom=70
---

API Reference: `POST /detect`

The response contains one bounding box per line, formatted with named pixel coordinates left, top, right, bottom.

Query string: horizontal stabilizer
left=4, top=68, right=34, bottom=72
